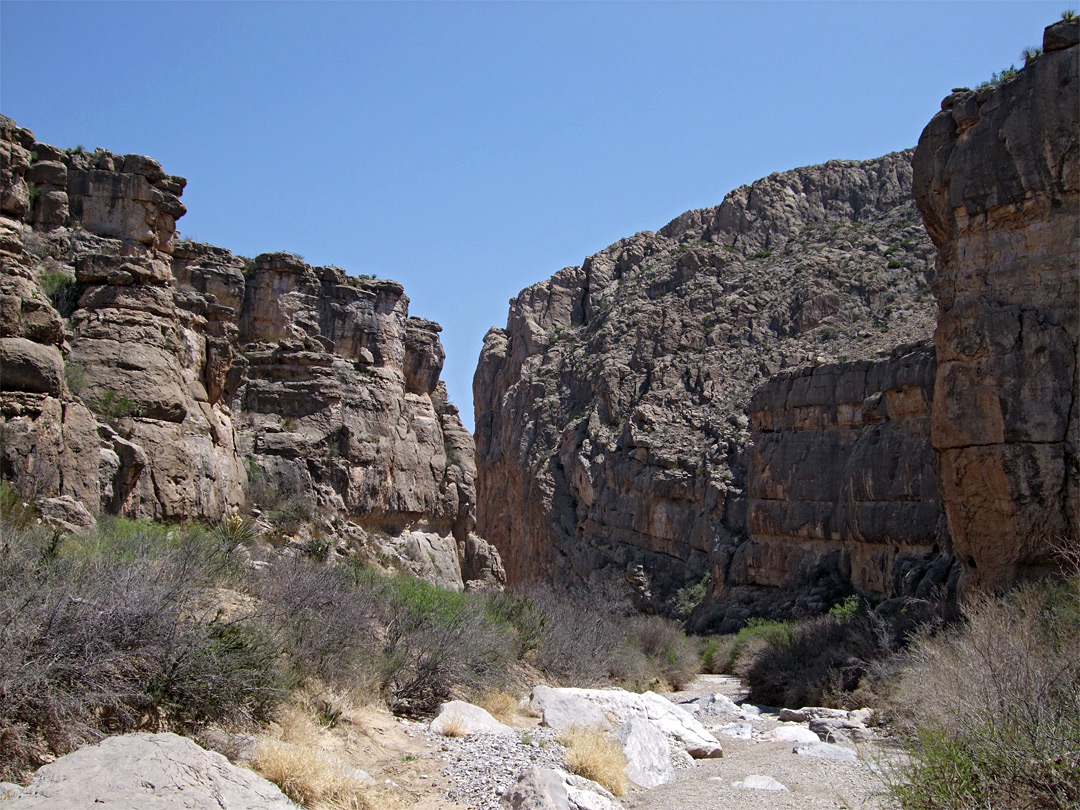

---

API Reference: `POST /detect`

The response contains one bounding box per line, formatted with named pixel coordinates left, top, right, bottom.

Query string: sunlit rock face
left=0, top=114, right=501, bottom=590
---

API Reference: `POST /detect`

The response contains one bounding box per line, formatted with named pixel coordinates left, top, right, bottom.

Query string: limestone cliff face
left=475, top=152, right=937, bottom=609
left=0, top=116, right=501, bottom=590
left=709, top=343, right=954, bottom=628
left=912, top=19, right=1079, bottom=591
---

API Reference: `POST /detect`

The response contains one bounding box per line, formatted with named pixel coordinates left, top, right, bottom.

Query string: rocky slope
left=475, top=151, right=938, bottom=612
left=912, top=18, right=1079, bottom=592
left=0, top=116, right=501, bottom=590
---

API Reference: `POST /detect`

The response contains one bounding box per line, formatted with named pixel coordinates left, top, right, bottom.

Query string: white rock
left=7, top=732, right=300, bottom=809
left=793, top=741, right=859, bottom=761
left=614, top=717, right=673, bottom=789
left=732, top=774, right=789, bottom=791
left=766, top=724, right=820, bottom=743
left=500, top=766, right=619, bottom=810
left=778, top=706, right=850, bottom=723
left=692, top=692, right=740, bottom=716
left=529, top=686, right=721, bottom=759
left=713, top=721, right=753, bottom=739
left=532, top=685, right=613, bottom=732
left=430, top=700, right=514, bottom=736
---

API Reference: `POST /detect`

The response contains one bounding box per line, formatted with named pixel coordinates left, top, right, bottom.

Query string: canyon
left=1, top=18, right=1076, bottom=628
left=475, top=18, right=1078, bottom=629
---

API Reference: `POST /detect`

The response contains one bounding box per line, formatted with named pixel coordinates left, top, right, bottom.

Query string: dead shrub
left=558, top=726, right=629, bottom=797
left=887, top=576, right=1080, bottom=809
left=436, top=713, right=467, bottom=738
left=0, top=519, right=280, bottom=782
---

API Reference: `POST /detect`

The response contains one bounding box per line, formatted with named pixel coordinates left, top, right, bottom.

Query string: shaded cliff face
left=705, top=342, right=954, bottom=629
left=912, top=20, right=1079, bottom=591
left=0, top=116, right=501, bottom=590
left=475, top=152, right=937, bottom=608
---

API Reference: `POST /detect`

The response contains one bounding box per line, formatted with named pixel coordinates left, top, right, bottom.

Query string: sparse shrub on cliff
left=888, top=575, right=1080, bottom=810
left=37, top=270, right=81, bottom=317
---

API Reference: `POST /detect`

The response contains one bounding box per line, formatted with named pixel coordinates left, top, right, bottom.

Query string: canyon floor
left=343, top=674, right=897, bottom=810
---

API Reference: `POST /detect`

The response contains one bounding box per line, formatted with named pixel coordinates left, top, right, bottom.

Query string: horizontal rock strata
left=0, top=115, right=501, bottom=590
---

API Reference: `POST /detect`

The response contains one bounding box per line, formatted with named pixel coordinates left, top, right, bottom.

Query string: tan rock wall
left=0, top=115, right=498, bottom=590
left=912, top=21, right=1079, bottom=592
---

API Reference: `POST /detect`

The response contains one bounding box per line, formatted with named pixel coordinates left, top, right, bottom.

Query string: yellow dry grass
left=477, top=689, right=519, bottom=723
left=437, top=713, right=467, bottom=738
left=254, top=738, right=372, bottom=810
left=557, top=725, right=628, bottom=797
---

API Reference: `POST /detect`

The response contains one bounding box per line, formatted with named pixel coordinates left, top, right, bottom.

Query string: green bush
left=888, top=577, right=1080, bottom=809
left=37, top=271, right=81, bottom=317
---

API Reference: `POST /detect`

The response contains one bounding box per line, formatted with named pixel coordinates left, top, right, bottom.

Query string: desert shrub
left=0, top=520, right=280, bottom=781
left=626, top=615, right=699, bottom=690
left=741, top=606, right=879, bottom=707
left=558, top=726, right=629, bottom=797
left=254, top=558, right=383, bottom=691
left=37, top=271, right=81, bottom=317
left=699, top=635, right=736, bottom=674
left=719, top=617, right=795, bottom=676
left=477, top=689, right=519, bottom=723
left=521, top=581, right=638, bottom=685
left=377, top=575, right=515, bottom=715
left=888, top=577, right=1080, bottom=810
left=482, top=588, right=545, bottom=656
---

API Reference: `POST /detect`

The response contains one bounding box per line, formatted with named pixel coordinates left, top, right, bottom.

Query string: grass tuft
left=558, top=726, right=629, bottom=796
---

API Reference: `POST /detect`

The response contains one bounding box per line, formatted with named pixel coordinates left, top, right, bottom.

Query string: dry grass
left=557, top=725, right=628, bottom=797
left=477, top=689, right=519, bottom=723
left=254, top=738, right=372, bottom=810
left=436, top=713, right=467, bottom=738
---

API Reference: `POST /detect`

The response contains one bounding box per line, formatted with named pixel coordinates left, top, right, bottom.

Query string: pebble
left=424, top=725, right=567, bottom=810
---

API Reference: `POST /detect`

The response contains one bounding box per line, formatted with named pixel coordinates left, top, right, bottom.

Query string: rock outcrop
left=475, top=151, right=937, bottom=611
left=911, top=19, right=1079, bottom=592
left=0, top=116, right=501, bottom=590
left=717, top=342, right=954, bottom=626
left=3, top=732, right=300, bottom=809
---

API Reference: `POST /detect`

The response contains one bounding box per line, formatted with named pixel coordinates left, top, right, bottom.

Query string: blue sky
left=0, top=1, right=1064, bottom=430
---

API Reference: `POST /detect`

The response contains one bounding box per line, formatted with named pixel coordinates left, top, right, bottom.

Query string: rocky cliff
left=0, top=116, right=501, bottom=590
left=474, top=152, right=938, bottom=612
left=475, top=19, right=1078, bottom=624
left=912, top=18, right=1079, bottom=592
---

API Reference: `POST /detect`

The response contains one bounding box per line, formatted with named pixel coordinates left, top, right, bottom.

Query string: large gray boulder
left=500, top=767, right=619, bottom=810
left=529, top=686, right=721, bottom=759
left=5, top=732, right=300, bottom=809
left=531, top=684, right=613, bottom=732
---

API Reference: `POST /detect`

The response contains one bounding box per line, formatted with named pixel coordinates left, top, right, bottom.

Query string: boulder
left=0, top=337, right=64, bottom=396
left=765, top=724, right=819, bottom=744
left=500, top=767, right=618, bottom=810
left=613, top=717, right=672, bottom=789
left=531, top=685, right=613, bottom=732
left=529, top=686, right=721, bottom=759
left=793, top=741, right=859, bottom=761
left=429, top=700, right=514, bottom=736
left=5, top=732, right=300, bottom=809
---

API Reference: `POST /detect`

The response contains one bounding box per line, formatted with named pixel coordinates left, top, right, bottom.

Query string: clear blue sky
left=0, top=1, right=1064, bottom=430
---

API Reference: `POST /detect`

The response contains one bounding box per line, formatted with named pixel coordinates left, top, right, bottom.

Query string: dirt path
left=620, top=675, right=895, bottom=810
